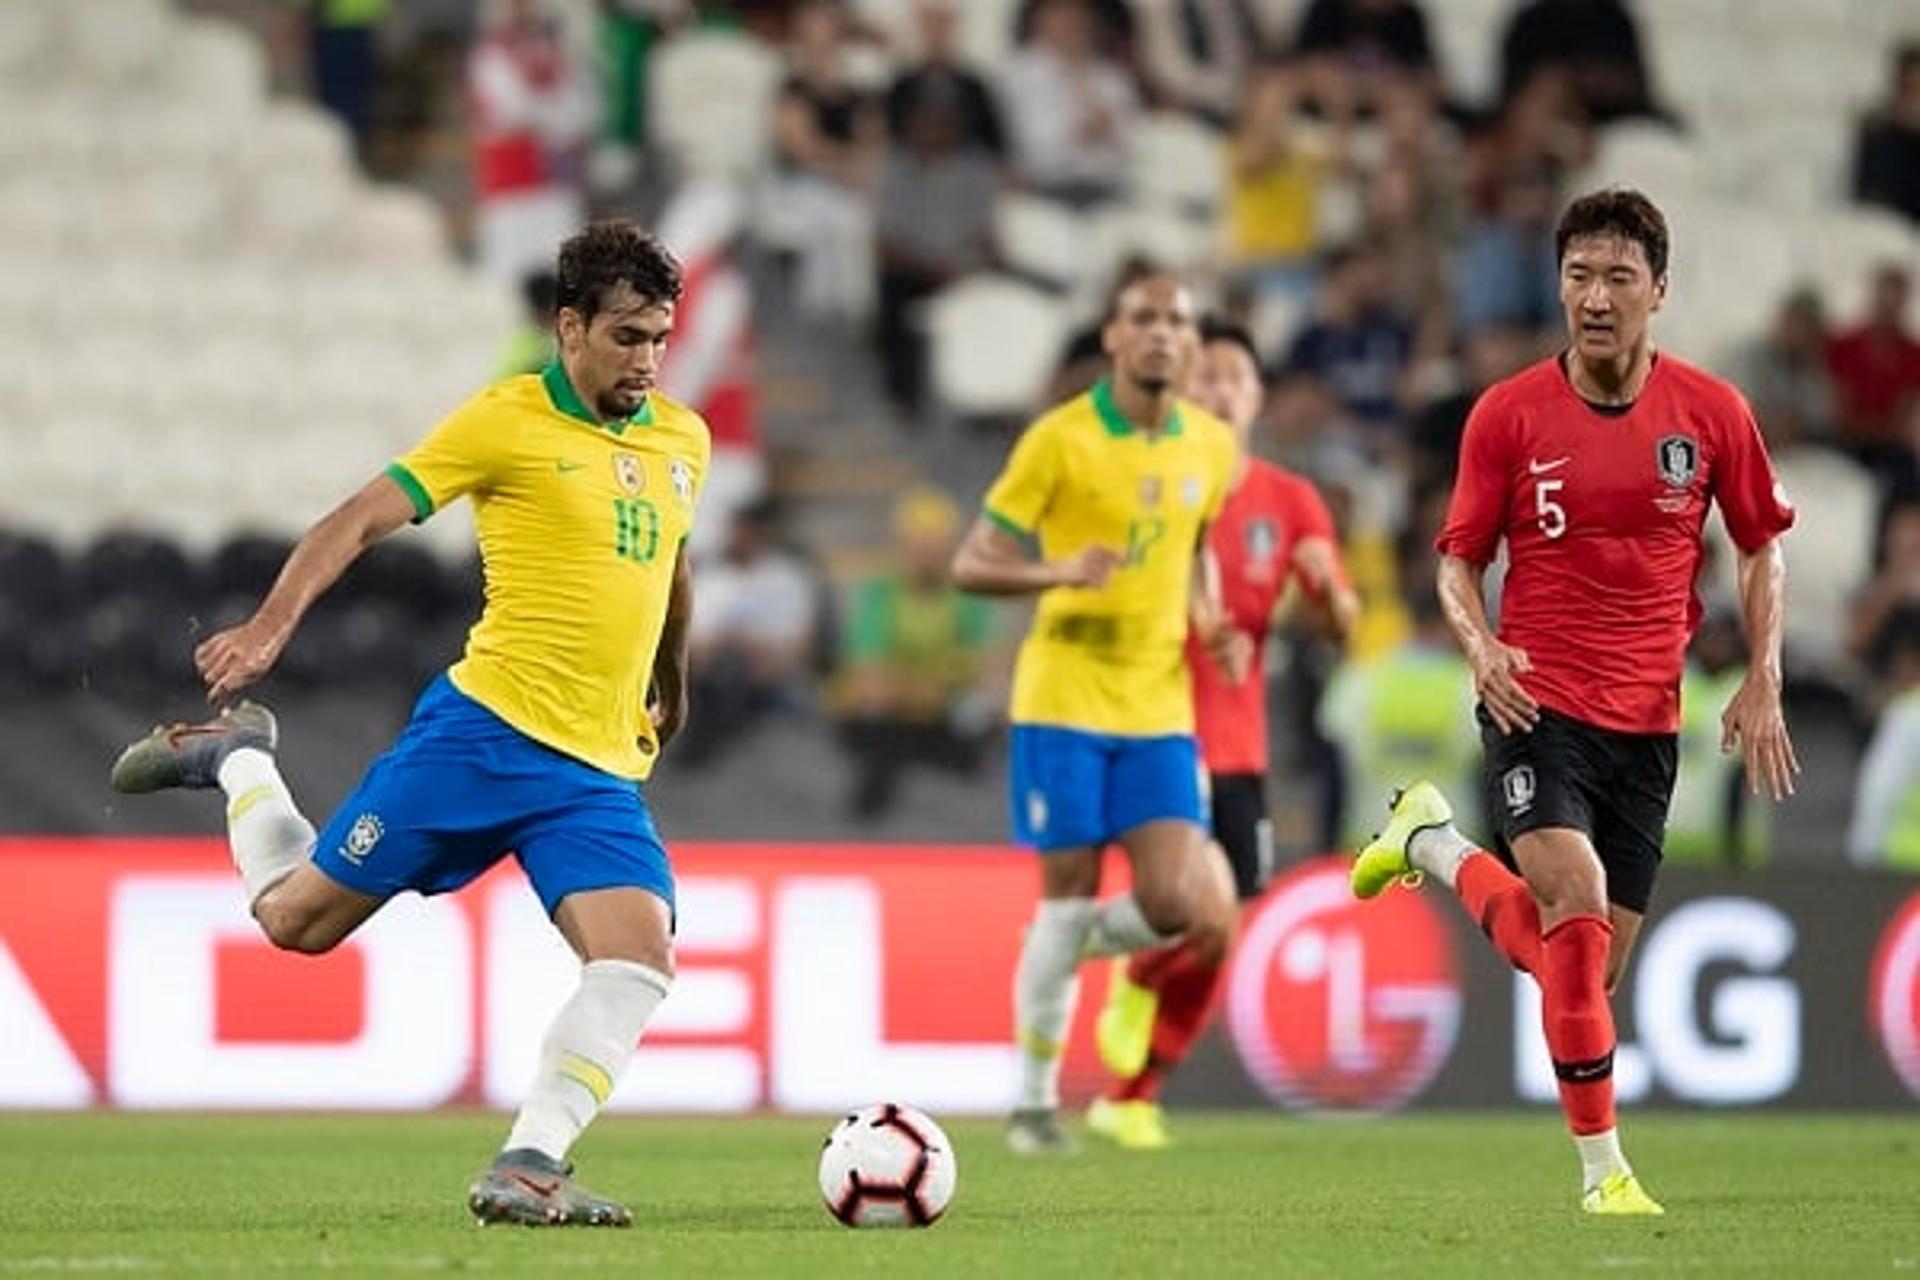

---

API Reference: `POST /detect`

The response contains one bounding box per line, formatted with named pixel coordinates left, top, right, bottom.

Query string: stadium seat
left=0, top=3, right=56, bottom=86
left=66, top=0, right=172, bottom=89
left=924, top=275, right=1069, bottom=419
left=1126, top=113, right=1227, bottom=215
left=1583, top=123, right=1700, bottom=209
left=993, top=192, right=1095, bottom=293
left=647, top=30, right=782, bottom=179
left=153, top=16, right=267, bottom=120
left=322, top=187, right=450, bottom=265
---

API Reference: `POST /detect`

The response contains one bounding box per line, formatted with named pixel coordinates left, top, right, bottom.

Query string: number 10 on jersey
left=615, top=498, right=660, bottom=563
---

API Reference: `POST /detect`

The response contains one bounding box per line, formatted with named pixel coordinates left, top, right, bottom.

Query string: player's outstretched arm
left=649, top=541, right=694, bottom=749
left=194, top=473, right=418, bottom=703
left=1437, top=553, right=1538, bottom=734
left=1291, top=536, right=1360, bottom=641
left=1721, top=538, right=1799, bottom=800
left=949, top=517, right=1119, bottom=597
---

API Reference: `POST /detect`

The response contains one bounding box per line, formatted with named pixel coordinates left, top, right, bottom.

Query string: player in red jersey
left=1089, top=317, right=1359, bottom=1150
left=1352, top=189, right=1798, bottom=1215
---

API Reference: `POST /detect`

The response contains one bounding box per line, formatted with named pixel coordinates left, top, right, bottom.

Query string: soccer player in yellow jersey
left=107, top=222, right=709, bottom=1226
left=952, top=273, right=1242, bottom=1152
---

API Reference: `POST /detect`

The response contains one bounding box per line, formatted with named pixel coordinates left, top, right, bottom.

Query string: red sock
left=1125, top=940, right=1184, bottom=988
left=1112, top=939, right=1225, bottom=1103
left=1457, top=852, right=1543, bottom=975
left=1539, top=915, right=1617, bottom=1136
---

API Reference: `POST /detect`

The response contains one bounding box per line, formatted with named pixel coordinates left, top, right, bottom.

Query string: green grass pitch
left=1, top=1112, right=1914, bottom=1277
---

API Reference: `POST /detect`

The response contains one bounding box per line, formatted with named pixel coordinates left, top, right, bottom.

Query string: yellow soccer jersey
left=386, top=362, right=710, bottom=780
left=983, top=378, right=1237, bottom=736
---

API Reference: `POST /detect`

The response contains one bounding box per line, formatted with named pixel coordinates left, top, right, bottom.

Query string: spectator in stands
left=1453, top=161, right=1560, bottom=341
left=1465, top=65, right=1590, bottom=214
left=1133, top=0, right=1260, bottom=125
left=300, top=0, right=391, bottom=158
left=495, top=270, right=558, bottom=377
left=1729, top=286, right=1839, bottom=448
left=468, top=0, right=597, bottom=282
left=1285, top=240, right=1413, bottom=433
left=1853, top=43, right=1920, bottom=226
left=1407, top=323, right=1533, bottom=495
left=1224, top=56, right=1349, bottom=305
left=1668, top=609, right=1769, bottom=866
left=885, top=0, right=1005, bottom=157
left=1849, top=496, right=1920, bottom=676
left=1826, top=264, right=1920, bottom=469
left=873, top=77, right=1001, bottom=415
left=835, top=487, right=1000, bottom=817
left=1293, top=0, right=1436, bottom=117
left=658, top=180, right=765, bottom=563
left=771, top=0, right=884, bottom=321
left=1846, top=610, right=1920, bottom=868
left=679, top=499, right=821, bottom=763
left=1498, top=0, right=1660, bottom=125
left=999, top=0, right=1140, bottom=206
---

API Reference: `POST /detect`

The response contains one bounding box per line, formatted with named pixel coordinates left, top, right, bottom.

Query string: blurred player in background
left=109, top=221, right=709, bottom=1228
left=1089, top=317, right=1357, bottom=1150
left=1351, top=189, right=1797, bottom=1215
left=952, top=273, right=1241, bottom=1153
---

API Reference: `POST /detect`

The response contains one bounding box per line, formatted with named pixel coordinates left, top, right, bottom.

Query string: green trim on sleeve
left=384, top=462, right=435, bottom=523
left=984, top=508, right=1030, bottom=539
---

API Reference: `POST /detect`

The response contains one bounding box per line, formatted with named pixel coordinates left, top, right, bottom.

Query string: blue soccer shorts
left=310, top=673, right=675, bottom=917
left=1007, top=724, right=1206, bottom=852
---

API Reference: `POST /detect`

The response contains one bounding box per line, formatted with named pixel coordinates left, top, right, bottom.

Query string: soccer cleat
left=1095, top=959, right=1158, bottom=1079
left=109, top=702, right=278, bottom=794
left=1349, top=781, right=1455, bottom=900
left=467, top=1148, right=632, bottom=1227
left=1005, top=1108, right=1075, bottom=1155
left=1581, top=1172, right=1666, bottom=1216
left=1086, top=1098, right=1173, bottom=1151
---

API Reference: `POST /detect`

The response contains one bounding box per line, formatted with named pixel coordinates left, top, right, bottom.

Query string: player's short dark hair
left=1198, top=316, right=1261, bottom=369
left=1555, top=188, right=1669, bottom=281
left=554, top=219, right=683, bottom=322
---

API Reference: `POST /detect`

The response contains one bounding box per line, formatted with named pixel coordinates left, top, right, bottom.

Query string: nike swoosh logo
left=556, top=460, right=586, bottom=473
left=505, top=1172, right=562, bottom=1197
left=1528, top=457, right=1569, bottom=474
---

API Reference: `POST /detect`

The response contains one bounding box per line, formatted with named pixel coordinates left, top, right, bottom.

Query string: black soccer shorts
left=1208, top=771, right=1275, bottom=902
left=1476, top=704, right=1678, bottom=915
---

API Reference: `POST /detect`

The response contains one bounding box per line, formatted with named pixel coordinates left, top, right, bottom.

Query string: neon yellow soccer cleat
left=1581, top=1172, right=1666, bottom=1216
left=1349, top=781, right=1455, bottom=900
left=1095, top=959, right=1158, bottom=1079
left=1086, top=1098, right=1172, bottom=1151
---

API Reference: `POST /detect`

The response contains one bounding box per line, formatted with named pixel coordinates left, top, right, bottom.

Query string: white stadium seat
left=322, top=187, right=450, bottom=265
left=925, top=275, right=1069, bottom=419
left=66, top=0, right=173, bottom=89
left=154, top=16, right=267, bottom=120
left=648, top=30, right=782, bottom=179
left=1126, top=112, right=1227, bottom=214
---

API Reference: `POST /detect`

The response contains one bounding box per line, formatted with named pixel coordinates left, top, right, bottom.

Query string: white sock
left=1013, top=898, right=1097, bottom=1111
left=1408, top=824, right=1474, bottom=891
left=217, top=748, right=313, bottom=904
left=1081, top=893, right=1179, bottom=957
left=505, top=959, right=672, bottom=1162
left=1575, top=1128, right=1631, bottom=1191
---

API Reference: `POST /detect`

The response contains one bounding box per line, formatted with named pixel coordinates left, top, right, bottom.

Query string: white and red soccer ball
left=817, top=1103, right=957, bottom=1228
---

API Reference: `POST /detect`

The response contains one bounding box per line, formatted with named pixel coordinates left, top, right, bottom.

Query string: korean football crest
left=1655, top=434, right=1698, bottom=489
left=613, top=453, right=645, bottom=496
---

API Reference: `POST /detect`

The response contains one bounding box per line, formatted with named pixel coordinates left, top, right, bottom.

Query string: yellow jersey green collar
left=542, top=361, right=654, bottom=434
left=1091, top=377, right=1182, bottom=438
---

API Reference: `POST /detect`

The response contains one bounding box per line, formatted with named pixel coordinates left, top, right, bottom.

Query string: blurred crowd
left=15, top=0, right=1920, bottom=864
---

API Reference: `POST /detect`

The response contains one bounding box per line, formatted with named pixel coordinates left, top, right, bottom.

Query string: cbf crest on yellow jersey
left=386, top=363, right=709, bottom=780
left=983, top=378, right=1237, bottom=736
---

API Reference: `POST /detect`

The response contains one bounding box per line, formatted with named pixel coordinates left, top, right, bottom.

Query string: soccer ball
left=817, top=1103, right=957, bottom=1228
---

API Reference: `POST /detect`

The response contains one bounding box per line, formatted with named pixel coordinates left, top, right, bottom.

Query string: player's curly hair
left=1555, top=188, right=1669, bottom=281
left=554, top=219, right=684, bottom=321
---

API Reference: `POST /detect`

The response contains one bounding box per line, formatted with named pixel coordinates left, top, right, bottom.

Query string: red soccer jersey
left=1437, top=354, right=1795, bottom=734
left=1187, top=459, right=1341, bottom=773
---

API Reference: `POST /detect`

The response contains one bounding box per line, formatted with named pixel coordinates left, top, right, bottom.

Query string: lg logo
left=1515, top=898, right=1800, bottom=1105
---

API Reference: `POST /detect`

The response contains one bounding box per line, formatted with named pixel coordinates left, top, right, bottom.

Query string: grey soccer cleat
left=109, top=701, right=278, bottom=794
left=467, top=1148, right=632, bottom=1228
left=1006, top=1108, right=1076, bottom=1155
